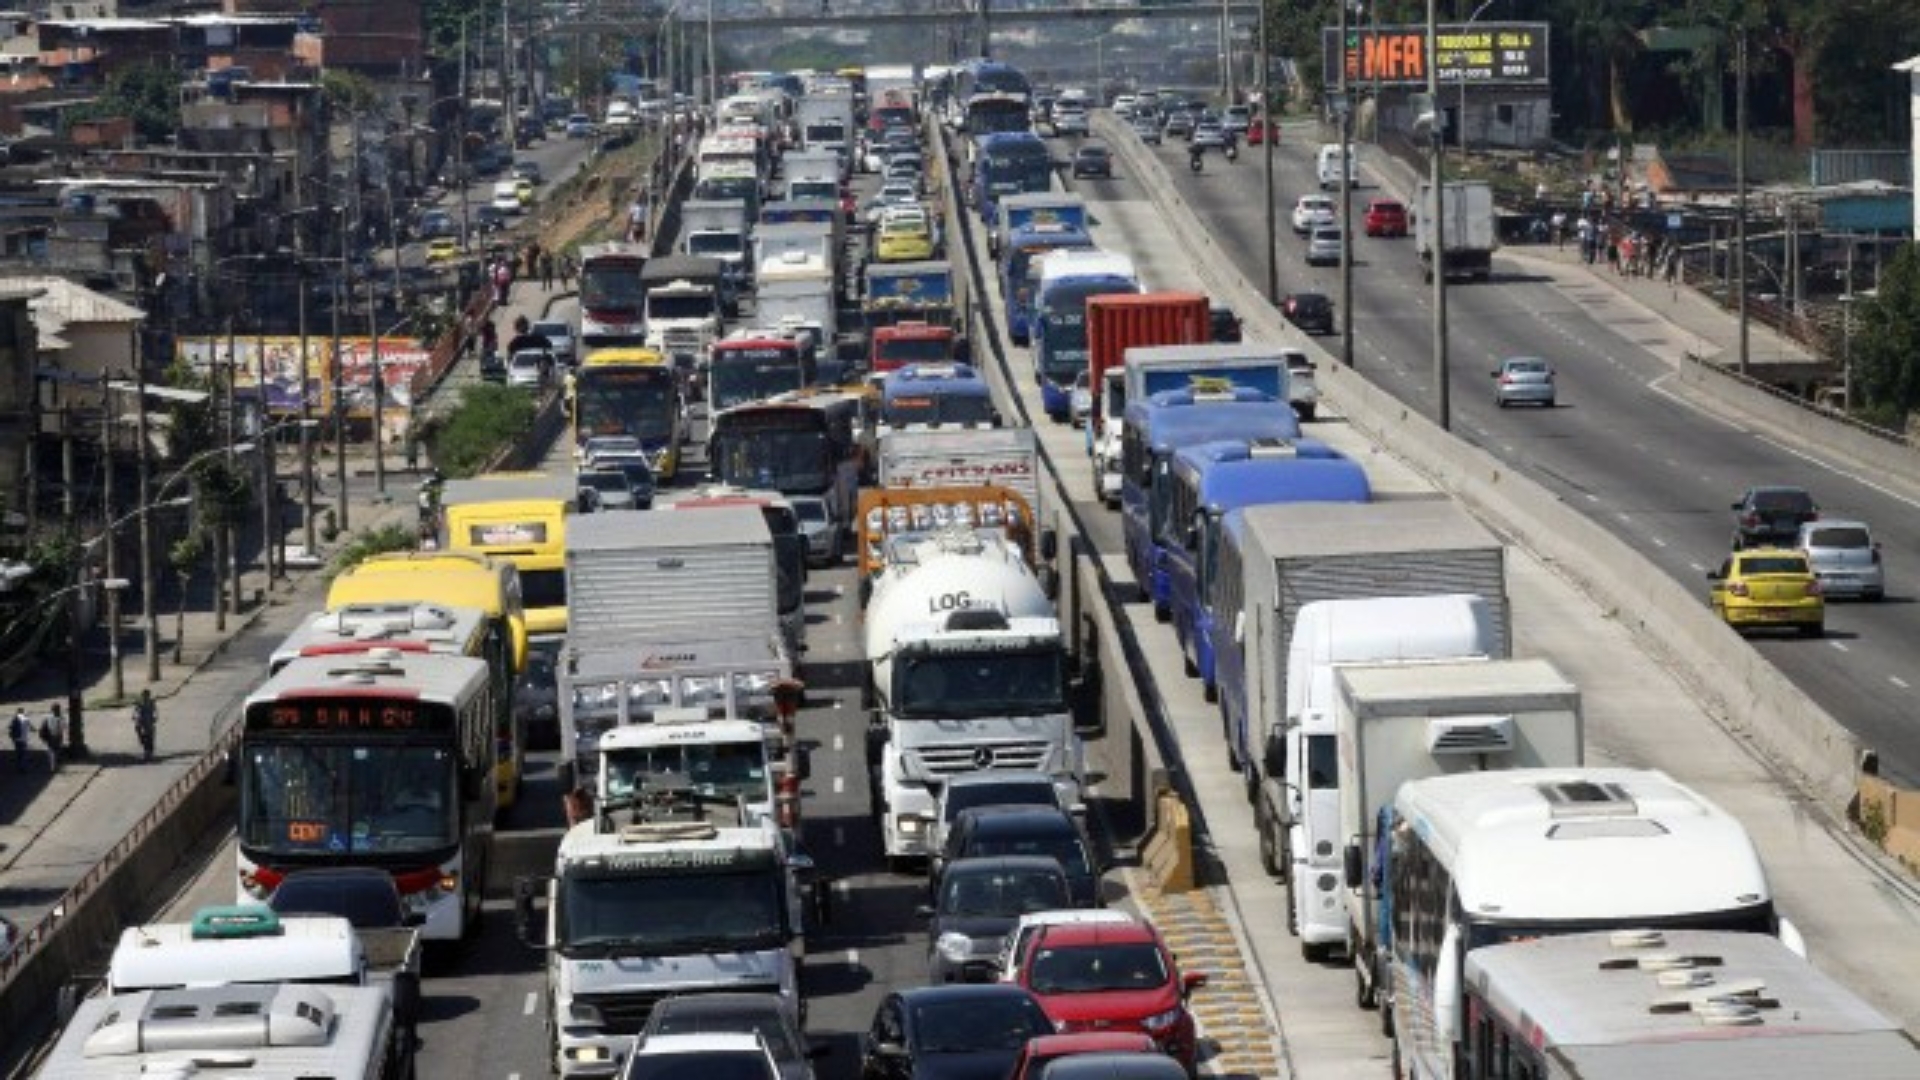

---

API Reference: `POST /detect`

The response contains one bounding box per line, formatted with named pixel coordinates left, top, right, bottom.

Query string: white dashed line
left=1615, top=512, right=1633, bottom=522
left=523, top=992, right=538, bottom=1016
left=1651, top=538, right=1667, bottom=548
left=1829, top=641, right=1850, bottom=653
left=845, top=948, right=860, bottom=968
left=1688, top=562, right=1706, bottom=572
left=1585, top=493, right=1600, bottom=503
left=1892, top=676, right=1911, bottom=690
left=832, top=776, right=845, bottom=794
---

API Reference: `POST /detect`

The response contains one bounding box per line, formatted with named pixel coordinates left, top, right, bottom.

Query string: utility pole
left=1260, top=0, right=1276, bottom=303
left=502, top=0, right=515, bottom=147
left=136, top=347, right=158, bottom=683
left=459, top=21, right=473, bottom=251
left=102, top=373, right=120, bottom=702
left=366, top=273, right=386, bottom=501
left=1337, top=0, right=1355, bottom=370
left=1426, top=0, right=1450, bottom=430
left=256, top=325, right=278, bottom=582
left=224, top=317, right=238, bottom=618
left=706, top=0, right=717, bottom=109
left=1734, top=29, right=1750, bottom=376
left=294, top=157, right=317, bottom=559
left=333, top=273, right=348, bottom=531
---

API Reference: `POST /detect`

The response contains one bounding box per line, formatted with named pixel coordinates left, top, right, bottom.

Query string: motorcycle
left=1225, top=140, right=1240, bottom=162
left=1189, top=146, right=1205, bottom=173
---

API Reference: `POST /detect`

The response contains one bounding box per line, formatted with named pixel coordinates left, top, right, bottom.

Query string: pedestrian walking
left=492, top=259, right=512, bottom=306
left=1550, top=210, right=1567, bottom=250
left=525, top=241, right=542, bottom=280
left=38, top=707, right=62, bottom=773
left=132, top=690, right=157, bottom=762
left=540, top=251, right=555, bottom=289
left=559, top=253, right=574, bottom=290
left=9, top=706, right=29, bottom=772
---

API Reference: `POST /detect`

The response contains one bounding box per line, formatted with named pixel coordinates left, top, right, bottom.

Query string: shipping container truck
left=1121, top=343, right=1291, bottom=408
left=878, top=427, right=1040, bottom=517
left=1416, top=180, right=1497, bottom=283
left=990, top=193, right=1087, bottom=259
left=1085, top=292, right=1211, bottom=438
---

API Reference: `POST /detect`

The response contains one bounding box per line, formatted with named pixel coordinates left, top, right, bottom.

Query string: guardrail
left=1092, top=110, right=1868, bottom=816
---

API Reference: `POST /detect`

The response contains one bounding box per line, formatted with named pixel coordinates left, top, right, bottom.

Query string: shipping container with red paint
left=1085, top=291, right=1210, bottom=435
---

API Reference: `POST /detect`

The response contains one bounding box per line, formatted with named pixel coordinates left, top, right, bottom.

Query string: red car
left=1364, top=197, right=1408, bottom=238
left=1014, top=921, right=1208, bottom=1074
left=1010, top=1032, right=1160, bottom=1079
left=1247, top=117, right=1271, bottom=145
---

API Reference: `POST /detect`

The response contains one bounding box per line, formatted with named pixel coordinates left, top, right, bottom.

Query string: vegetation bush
left=328, top=524, right=419, bottom=579
left=422, top=384, right=537, bottom=479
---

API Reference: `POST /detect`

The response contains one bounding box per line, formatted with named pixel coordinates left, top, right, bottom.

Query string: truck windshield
left=603, top=742, right=768, bottom=803
left=558, top=868, right=785, bottom=955
left=648, top=294, right=716, bottom=321
left=895, top=649, right=1063, bottom=718
left=240, top=744, right=459, bottom=858
left=875, top=335, right=951, bottom=366
left=788, top=181, right=837, bottom=200
left=685, top=233, right=740, bottom=257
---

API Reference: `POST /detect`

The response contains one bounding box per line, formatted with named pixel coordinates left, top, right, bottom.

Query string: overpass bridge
left=562, top=2, right=1258, bottom=35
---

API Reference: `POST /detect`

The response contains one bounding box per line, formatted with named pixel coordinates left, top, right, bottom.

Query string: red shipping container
left=1085, top=292, right=1210, bottom=432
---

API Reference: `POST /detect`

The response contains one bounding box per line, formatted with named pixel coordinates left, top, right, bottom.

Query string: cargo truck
left=641, top=255, right=727, bottom=368
left=878, top=427, right=1041, bottom=518
left=560, top=508, right=792, bottom=780
left=759, top=198, right=846, bottom=256
left=754, top=222, right=837, bottom=293
left=1121, top=342, right=1291, bottom=408
left=797, top=90, right=855, bottom=161
left=1085, top=291, right=1210, bottom=440
left=1416, top=180, right=1496, bottom=283
left=1336, top=658, right=1582, bottom=999
left=991, top=193, right=1087, bottom=259
left=680, top=199, right=752, bottom=292
left=755, top=278, right=839, bottom=367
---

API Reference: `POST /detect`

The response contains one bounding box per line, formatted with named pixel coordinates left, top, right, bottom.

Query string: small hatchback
left=1305, top=227, right=1343, bottom=267
left=1709, top=549, right=1825, bottom=637
left=1797, top=519, right=1884, bottom=600
left=1071, top=145, right=1113, bottom=179
left=1015, top=921, right=1208, bottom=1073
left=1364, top=198, right=1408, bottom=237
left=1492, top=357, right=1555, bottom=408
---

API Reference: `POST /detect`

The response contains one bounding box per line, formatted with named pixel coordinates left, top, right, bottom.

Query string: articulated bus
left=438, top=473, right=574, bottom=643
left=576, top=242, right=648, bottom=347
left=1119, top=390, right=1301, bottom=618
left=237, top=651, right=496, bottom=942
left=1459, top=929, right=1920, bottom=1080
left=569, top=347, right=683, bottom=479
left=1380, top=769, right=1803, bottom=1080
left=326, top=552, right=528, bottom=807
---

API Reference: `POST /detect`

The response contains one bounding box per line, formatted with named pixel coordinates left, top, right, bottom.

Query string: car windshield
left=967, top=830, right=1091, bottom=876
left=579, top=473, right=628, bottom=493
left=1807, top=526, right=1869, bottom=548
left=1505, top=360, right=1548, bottom=375
left=910, top=995, right=1050, bottom=1054
left=793, top=500, right=828, bottom=523
left=532, top=322, right=569, bottom=340
left=1739, top=555, right=1810, bottom=575
left=940, top=868, right=1067, bottom=917
left=1028, top=942, right=1168, bottom=994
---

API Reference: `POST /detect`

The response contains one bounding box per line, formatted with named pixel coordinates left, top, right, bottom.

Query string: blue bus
left=878, top=362, right=999, bottom=432
left=1163, top=441, right=1371, bottom=699
left=1120, top=389, right=1302, bottom=618
left=1000, top=223, right=1094, bottom=346
left=956, top=61, right=1032, bottom=134
left=1033, top=249, right=1140, bottom=422
left=972, top=132, right=1053, bottom=224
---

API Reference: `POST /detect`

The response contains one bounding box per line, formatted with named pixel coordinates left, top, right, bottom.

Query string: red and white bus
left=576, top=241, right=648, bottom=347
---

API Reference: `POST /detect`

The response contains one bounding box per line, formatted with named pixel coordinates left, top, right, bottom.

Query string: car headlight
left=936, top=932, right=974, bottom=964
left=1142, top=1006, right=1183, bottom=1031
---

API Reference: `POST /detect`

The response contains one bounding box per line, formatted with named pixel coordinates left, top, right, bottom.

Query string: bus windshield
left=685, top=232, right=741, bottom=258
left=576, top=368, right=677, bottom=443
left=1038, top=282, right=1124, bottom=381
left=982, top=149, right=1051, bottom=193
left=710, top=427, right=832, bottom=494
left=240, top=744, right=459, bottom=858
left=894, top=649, right=1063, bottom=718
left=581, top=260, right=645, bottom=315
left=602, top=741, right=768, bottom=804
left=557, top=868, right=785, bottom=955
left=883, top=392, right=996, bottom=428
left=709, top=351, right=803, bottom=411
left=874, top=335, right=952, bottom=367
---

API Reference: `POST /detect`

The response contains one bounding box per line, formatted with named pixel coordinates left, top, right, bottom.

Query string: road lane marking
left=523, top=992, right=537, bottom=1016
left=1830, top=641, right=1849, bottom=652
left=833, top=776, right=845, bottom=794
left=1688, top=562, right=1706, bottom=572
left=834, top=825, right=846, bottom=847
left=833, top=732, right=844, bottom=752
left=1750, top=434, right=1920, bottom=511
left=1651, top=538, right=1667, bottom=548
left=845, top=948, right=859, bottom=968
left=1893, top=676, right=1911, bottom=690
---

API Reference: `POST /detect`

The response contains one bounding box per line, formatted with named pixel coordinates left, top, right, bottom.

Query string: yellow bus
left=326, top=551, right=531, bottom=809
left=568, top=347, right=683, bottom=481
left=438, top=473, right=573, bottom=642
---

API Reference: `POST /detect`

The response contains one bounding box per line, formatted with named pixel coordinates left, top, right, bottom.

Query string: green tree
left=321, top=70, right=380, bottom=114
left=1848, top=243, right=1920, bottom=430
left=66, top=64, right=182, bottom=144
left=167, top=532, right=205, bottom=664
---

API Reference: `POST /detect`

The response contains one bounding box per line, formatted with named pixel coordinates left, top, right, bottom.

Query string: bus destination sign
left=1320, top=23, right=1550, bottom=88
left=249, top=698, right=450, bottom=733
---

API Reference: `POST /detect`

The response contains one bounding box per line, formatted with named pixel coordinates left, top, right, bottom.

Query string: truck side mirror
left=1262, top=734, right=1286, bottom=782
left=513, top=876, right=551, bottom=949
left=1343, top=842, right=1364, bottom=890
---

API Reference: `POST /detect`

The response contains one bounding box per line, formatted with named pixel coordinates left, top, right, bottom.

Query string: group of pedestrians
left=6, top=691, right=156, bottom=775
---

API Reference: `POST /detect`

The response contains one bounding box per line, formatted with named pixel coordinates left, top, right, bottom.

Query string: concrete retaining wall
left=1093, top=113, right=1864, bottom=815
left=1676, top=354, right=1920, bottom=485
left=0, top=731, right=240, bottom=1072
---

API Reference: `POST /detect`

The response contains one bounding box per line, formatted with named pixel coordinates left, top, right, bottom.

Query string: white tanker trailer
left=862, top=525, right=1083, bottom=866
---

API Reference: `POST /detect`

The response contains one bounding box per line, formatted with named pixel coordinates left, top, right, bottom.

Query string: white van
left=1317, top=143, right=1355, bottom=190
left=604, top=99, right=637, bottom=130
left=492, top=179, right=523, bottom=213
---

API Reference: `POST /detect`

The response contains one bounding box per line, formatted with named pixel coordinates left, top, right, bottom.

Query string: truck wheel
left=1202, top=679, right=1217, bottom=704
left=1153, top=601, right=1170, bottom=623
left=1258, top=817, right=1281, bottom=877
left=1182, top=649, right=1197, bottom=677
left=1304, top=939, right=1333, bottom=963
left=1284, top=872, right=1300, bottom=936
left=1221, top=707, right=1239, bottom=770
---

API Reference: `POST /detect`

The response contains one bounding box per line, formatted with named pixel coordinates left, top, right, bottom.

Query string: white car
left=625, top=1034, right=779, bottom=1080
left=505, top=349, right=548, bottom=389
left=491, top=181, right=523, bottom=214
left=865, top=181, right=920, bottom=225
left=1282, top=349, right=1320, bottom=421
left=1291, top=194, right=1335, bottom=235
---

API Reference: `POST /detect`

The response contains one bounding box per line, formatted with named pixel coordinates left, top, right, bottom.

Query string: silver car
left=531, top=320, right=575, bottom=365
left=1798, top=519, right=1885, bottom=600
left=1306, top=226, right=1344, bottom=267
left=1283, top=349, right=1320, bottom=421
left=1492, top=356, right=1556, bottom=408
left=1069, top=370, right=1093, bottom=428
left=576, top=469, right=639, bottom=512
left=790, top=494, right=840, bottom=567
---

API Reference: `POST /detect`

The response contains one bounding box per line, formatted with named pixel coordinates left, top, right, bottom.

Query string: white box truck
left=1416, top=180, right=1497, bottom=283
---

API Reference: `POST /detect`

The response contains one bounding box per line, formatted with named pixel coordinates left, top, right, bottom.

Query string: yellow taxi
left=514, top=177, right=535, bottom=206
left=875, top=214, right=934, bottom=263
left=1708, top=548, right=1824, bottom=637
left=425, top=236, right=462, bottom=265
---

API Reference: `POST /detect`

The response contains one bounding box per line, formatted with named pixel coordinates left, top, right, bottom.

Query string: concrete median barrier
left=1092, top=112, right=1864, bottom=817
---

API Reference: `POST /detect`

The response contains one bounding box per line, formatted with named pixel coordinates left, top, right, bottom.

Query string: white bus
left=1380, top=768, right=1803, bottom=1080
left=1461, top=929, right=1920, bottom=1079
left=37, top=983, right=410, bottom=1080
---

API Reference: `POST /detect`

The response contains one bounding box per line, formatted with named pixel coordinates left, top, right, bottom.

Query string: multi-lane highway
left=1094, top=118, right=1920, bottom=784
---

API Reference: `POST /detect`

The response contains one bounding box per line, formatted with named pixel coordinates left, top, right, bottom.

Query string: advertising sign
left=1321, top=23, right=1550, bottom=88
left=176, top=336, right=430, bottom=419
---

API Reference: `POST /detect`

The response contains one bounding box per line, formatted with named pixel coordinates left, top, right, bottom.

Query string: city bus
left=1459, top=929, right=1920, bottom=1079
left=999, top=221, right=1093, bottom=345
left=236, top=651, right=497, bottom=942
left=1119, top=390, right=1301, bottom=618
left=1032, top=250, right=1140, bottom=421
left=326, top=552, right=528, bottom=805
left=437, top=472, right=574, bottom=643
left=1378, top=769, right=1803, bottom=1080
left=569, top=347, right=683, bottom=480
left=971, top=132, right=1053, bottom=225
left=1163, top=441, right=1367, bottom=695
left=707, top=334, right=812, bottom=412
left=576, top=242, right=648, bottom=347
left=708, top=392, right=866, bottom=523
left=955, top=61, right=1032, bottom=134
left=877, top=362, right=997, bottom=433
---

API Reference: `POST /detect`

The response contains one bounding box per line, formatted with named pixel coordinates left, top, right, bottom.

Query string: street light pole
left=1260, top=0, right=1277, bottom=303
left=1427, top=0, right=1451, bottom=431
left=1734, top=29, right=1750, bottom=376
left=136, top=354, right=158, bottom=683
left=102, top=373, right=120, bottom=701
left=1337, top=0, right=1355, bottom=370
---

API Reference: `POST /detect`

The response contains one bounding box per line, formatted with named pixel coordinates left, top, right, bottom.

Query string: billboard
left=1321, top=23, right=1550, bottom=88
left=175, top=335, right=431, bottom=419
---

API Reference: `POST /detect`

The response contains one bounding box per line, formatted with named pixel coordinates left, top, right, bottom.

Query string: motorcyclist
left=1189, top=141, right=1205, bottom=171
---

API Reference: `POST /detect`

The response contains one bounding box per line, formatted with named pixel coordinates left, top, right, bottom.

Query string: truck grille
left=574, top=983, right=781, bottom=1035
left=663, top=329, right=702, bottom=352
left=915, top=740, right=1052, bottom=775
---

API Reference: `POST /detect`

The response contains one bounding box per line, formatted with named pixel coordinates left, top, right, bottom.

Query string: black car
left=415, top=209, right=457, bottom=239
left=640, top=993, right=823, bottom=1080
left=918, top=855, right=1069, bottom=983
left=1283, top=292, right=1335, bottom=336
left=938, top=805, right=1100, bottom=909
left=859, top=983, right=1054, bottom=1080
left=473, top=204, right=512, bottom=233
left=1210, top=303, right=1242, bottom=343
left=1731, top=486, right=1819, bottom=549
left=267, top=866, right=411, bottom=929
left=1070, top=145, right=1112, bottom=179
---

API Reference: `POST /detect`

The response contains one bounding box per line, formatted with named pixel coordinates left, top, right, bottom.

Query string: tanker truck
left=862, top=505, right=1081, bottom=868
